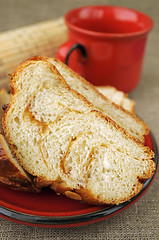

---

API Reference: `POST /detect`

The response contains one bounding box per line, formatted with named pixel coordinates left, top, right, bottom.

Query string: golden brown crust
left=0, top=134, right=40, bottom=192
left=50, top=181, right=102, bottom=204
left=50, top=180, right=73, bottom=193
left=34, top=177, right=54, bottom=188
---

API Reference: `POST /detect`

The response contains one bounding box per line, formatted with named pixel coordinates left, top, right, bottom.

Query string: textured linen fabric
left=0, top=0, right=159, bottom=239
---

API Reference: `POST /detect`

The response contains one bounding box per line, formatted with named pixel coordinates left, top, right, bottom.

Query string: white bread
left=3, top=56, right=155, bottom=205
left=0, top=83, right=134, bottom=192
left=46, top=58, right=148, bottom=143
left=97, top=86, right=135, bottom=113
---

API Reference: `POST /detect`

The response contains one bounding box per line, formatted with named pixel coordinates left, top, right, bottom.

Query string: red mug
left=56, top=6, right=153, bottom=92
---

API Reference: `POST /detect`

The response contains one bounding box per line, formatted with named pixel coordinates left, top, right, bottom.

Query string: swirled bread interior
left=3, top=57, right=155, bottom=205
left=47, top=58, right=148, bottom=142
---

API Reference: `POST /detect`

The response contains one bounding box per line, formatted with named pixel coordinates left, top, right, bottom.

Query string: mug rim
left=65, top=5, right=154, bottom=39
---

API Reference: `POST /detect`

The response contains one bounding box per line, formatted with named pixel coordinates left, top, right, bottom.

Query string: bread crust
left=75, top=183, right=144, bottom=205
left=0, top=89, right=11, bottom=134
left=0, top=89, right=40, bottom=192
left=0, top=134, right=40, bottom=192
left=49, top=179, right=144, bottom=205
left=34, top=177, right=54, bottom=188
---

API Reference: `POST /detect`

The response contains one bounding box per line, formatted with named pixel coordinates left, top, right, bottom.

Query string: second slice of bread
left=96, top=86, right=135, bottom=113
left=3, top=57, right=155, bottom=205
left=48, top=58, right=148, bottom=142
left=0, top=134, right=39, bottom=192
left=0, top=89, right=11, bottom=134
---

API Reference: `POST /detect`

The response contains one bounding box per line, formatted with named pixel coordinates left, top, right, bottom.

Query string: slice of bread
left=0, top=134, right=39, bottom=191
left=3, top=56, right=155, bottom=205
left=0, top=83, right=134, bottom=192
left=47, top=58, right=148, bottom=142
left=97, top=86, right=135, bottom=113
left=0, top=89, right=39, bottom=192
left=0, top=89, right=11, bottom=134
left=97, top=86, right=117, bottom=99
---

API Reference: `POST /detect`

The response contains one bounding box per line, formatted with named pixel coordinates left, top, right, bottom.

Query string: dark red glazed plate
left=0, top=132, right=158, bottom=228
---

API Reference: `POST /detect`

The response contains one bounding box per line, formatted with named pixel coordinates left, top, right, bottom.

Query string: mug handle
left=56, top=40, right=87, bottom=66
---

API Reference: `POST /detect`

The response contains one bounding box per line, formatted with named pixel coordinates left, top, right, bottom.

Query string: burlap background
left=0, top=0, right=158, bottom=239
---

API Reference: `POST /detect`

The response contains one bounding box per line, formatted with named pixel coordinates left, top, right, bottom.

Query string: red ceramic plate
left=0, top=132, right=158, bottom=228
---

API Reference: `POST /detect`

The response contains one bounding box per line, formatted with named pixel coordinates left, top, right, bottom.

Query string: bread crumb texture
left=3, top=57, right=155, bottom=205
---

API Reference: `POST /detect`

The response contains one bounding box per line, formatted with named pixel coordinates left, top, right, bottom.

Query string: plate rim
left=0, top=131, right=158, bottom=226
